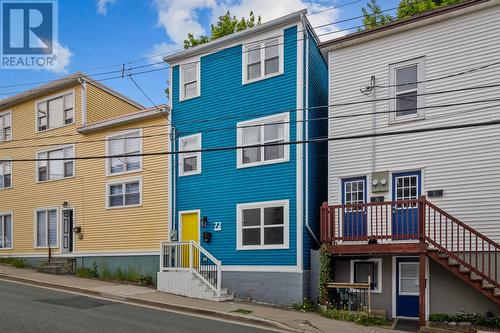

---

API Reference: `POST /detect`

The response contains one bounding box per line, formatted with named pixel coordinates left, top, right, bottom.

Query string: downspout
left=78, top=76, right=87, bottom=126
left=301, top=15, right=320, bottom=247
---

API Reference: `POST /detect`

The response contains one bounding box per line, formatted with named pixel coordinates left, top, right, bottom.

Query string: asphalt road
left=0, top=280, right=276, bottom=333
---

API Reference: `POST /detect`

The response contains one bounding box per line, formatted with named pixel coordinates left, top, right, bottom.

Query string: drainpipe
left=301, top=14, right=320, bottom=247
left=78, top=76, right=87, bottom=126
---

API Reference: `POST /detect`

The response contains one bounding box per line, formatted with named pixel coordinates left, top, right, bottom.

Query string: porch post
left=419, top=252, right=426, bottom=327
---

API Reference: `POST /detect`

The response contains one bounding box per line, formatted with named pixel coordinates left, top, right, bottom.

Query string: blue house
left=157, top=10, right=328, bottom=305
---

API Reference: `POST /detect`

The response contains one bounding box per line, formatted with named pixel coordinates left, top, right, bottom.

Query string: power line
left=2, top=117, right=500, bottom=163
left=307, top=0, right=362, bottom=16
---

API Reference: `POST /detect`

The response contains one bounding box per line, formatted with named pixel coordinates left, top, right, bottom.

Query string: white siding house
left=325, top=0, right=500, bottom=241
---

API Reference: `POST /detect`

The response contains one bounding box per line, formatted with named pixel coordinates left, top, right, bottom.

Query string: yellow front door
left=180, top=212, right=199, bottom=268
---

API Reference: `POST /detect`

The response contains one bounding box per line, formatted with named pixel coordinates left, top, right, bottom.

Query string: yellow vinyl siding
left=85, top=83, right=142, bottom=124
left=0, top=84, right=168, bottom=256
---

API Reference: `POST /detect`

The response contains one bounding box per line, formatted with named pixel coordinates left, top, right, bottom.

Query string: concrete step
left=37, top=265, right=65, bottom=275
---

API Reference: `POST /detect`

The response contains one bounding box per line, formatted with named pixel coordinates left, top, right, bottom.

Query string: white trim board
left=221, top=265, right=303, bottom=273
left=0, top=251, right=161, bottom=258
left=178, top=209, right=201, bottom=242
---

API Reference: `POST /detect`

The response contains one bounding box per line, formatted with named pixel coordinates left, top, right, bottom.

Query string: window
left=107, top=179, right=141, bottom=208
left=0, top=111, right=12, bottom=142
left=0, top=161, right=11, bottom=189
left=344, top=179, right=365, bottom=205
left=179, top=134, right=201, bottom=176
left=180, top=63, right=200, bottom=100
left=243, top=37, right=283, bottom=83
left=36, top=209, right=57, bottom=248
left=395, top=174, right=419, bottom=201
left=37, top=91, right=74, bottom=132
left=389, top=58, right=425, bottom=122
left=237, top=113, right=289, bottom=168
left=107, top=130, right=141, bottom=175
left=0, top=213, right=12, bottom=249
left=351, top=259, right=381, bottom=292
left=399, top=262, right=419, bottom=295
left=37, top=146, right=74, bottom=182
left=237, top=200, right=289, bottom=250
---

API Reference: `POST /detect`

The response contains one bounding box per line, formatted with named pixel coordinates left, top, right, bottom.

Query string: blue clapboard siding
left=303, top=31, right=329, bottom=269
left=172, top=26, right=299, bottom=266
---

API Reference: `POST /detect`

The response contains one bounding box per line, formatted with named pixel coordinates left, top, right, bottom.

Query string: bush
left=75, top=262, right=154, bottom=286
left=0, top=257, right=26, bottom=268
left=293, top=298, right=316, bottom=312
left=323, top=308, right=389, bottom=327
left=429, top=311, right=500, bottom=328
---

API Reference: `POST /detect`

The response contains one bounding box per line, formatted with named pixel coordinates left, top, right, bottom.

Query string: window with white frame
left=399, top=262, right=419, bottom=295
left=36, top=209, right=57, bottom=248
left=237, top=113, right=289, bottom=168
left=0, top=213, right=12, bottom=249
left=180, top=63, right=199, bottom=100
left=237, top=200, right=289, bottom=249
left=37, top=92, right=74, bottom=132
left=395, top=175, right=419, bottom=201
left=243, top=37, right=283, bottom=83
left=37, top=146, right=74, bottom=182
left=0, top=111, right=12, bottom=142
left=351, top=259, right=381, bottom=292
left=107, top=180, right=141, bottom=208
left=389, top=58, right=425, bottom=122
left=108, top=130, right=141, bottom=175
left=0, top=161, right=11, bottom=189
left=179, top=134, right=201, bottom=176
left=344, top=179, right=365, bottom=205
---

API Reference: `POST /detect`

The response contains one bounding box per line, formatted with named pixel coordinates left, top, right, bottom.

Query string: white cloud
left=50, top=41, right=73, bottom=74
left=96, top=0, right=116, bottom=15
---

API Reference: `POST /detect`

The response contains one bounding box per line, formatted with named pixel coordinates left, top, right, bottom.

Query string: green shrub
left=0, top=257, right=26, bottom=268
left=429, top=311, right=500, bottom=328
left=323, top=308, right=389, bottom=327
left=139, top=275, right=154, bottom=286
left=293, top=298, right=316, bottom=312
left=76, top=267, right=93, bottom=278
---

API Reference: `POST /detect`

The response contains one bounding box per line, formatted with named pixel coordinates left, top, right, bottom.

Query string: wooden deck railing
left=320, top=196, right=500, bottom=288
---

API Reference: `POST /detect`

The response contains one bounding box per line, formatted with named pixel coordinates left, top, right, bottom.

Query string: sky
left=0, top=0, right=400, bottom=108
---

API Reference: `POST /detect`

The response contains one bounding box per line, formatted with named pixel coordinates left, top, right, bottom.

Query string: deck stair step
left=470, top=272, right=483, bottom=281
left=437, top=252, right=449, bottom=259
left=494, top=289, right=500, bottom=297
left=482, top=281, right=495, bottom=290
left=447, top=258, right=459, bottom=266
left=458, top=265, right=470, bottom=273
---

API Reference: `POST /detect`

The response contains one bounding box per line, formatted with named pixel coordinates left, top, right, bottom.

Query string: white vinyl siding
left=237, top=112, right=289, bottom=168
left=327, top=5, right=500, bottom=242
left=37, top=91, right=74, bottom=132
left=243, top=37, right=284, bottom=84
left=237, top=200, right=289, bottom=250
left=179, top=134, right=201, bottom=176
left=107, top=130, right=142, bottom=175
left=35, top=209, right=57, bottom=248
left=0, top=213, right=12, bottom=249
left=107, top=179, right=142, bottom=209
left=0, top=161, right=12, bottom=189
left=0, top=111, right=12, bottom=142
left=37, top=146, right=75, bottom=182
left=179, top=63, right=200, bottom=101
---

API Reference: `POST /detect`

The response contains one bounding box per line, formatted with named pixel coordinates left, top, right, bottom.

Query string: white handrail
left=160, top=240, right=222, bottom=296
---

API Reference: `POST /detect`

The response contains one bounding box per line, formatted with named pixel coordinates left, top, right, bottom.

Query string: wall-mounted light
left=201, top=216, right=208, bottom=228
left=62, top=201, right=70, bottom=207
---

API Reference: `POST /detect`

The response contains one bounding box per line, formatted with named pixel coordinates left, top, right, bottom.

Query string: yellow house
left=0, top=73, right=169, bottom=280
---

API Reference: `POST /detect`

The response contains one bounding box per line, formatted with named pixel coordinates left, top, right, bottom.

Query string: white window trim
left=0, top=110, right=12, bottom=143
left=105, top=128, right=143, bottom=177
left=0, top=159, right=12, bottom=190
left=105, top=177, right=143, bottom=210
left=179, top=62, right=201, bottom=101
left=242, top=35, right=284, bottom=85
left=398, top=261, right=420, bottom=296
left=237, top=112, right=290, bottom=169
left=0, top=211, right=13, bottom=250
left=236, top=199, right=289, bottom=250
left=350, top=258, right=383, bottom=293
left=389, top=57, right=425, bottom=124
left=33, top=207, right=59, bottom=249
left=35, top=89, right=76, bottom=133
left=178, top=133, right=202, bottom=177
left=36, top=144, right=76, bottom=183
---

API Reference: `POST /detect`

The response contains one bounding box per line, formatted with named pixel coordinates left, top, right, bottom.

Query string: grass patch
left=0, top=257, right=26, bottom=268
left=321, top=308, right=390, bottom=327
left=231, top=309, right=253, bottom=315
left=76, top=261, right=154, bottom=286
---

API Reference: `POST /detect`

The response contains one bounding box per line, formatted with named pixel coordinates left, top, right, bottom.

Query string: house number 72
left=214, top=222, right=222, bottom=231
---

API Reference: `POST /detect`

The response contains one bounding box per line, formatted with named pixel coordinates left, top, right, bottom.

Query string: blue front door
left=342, top=177, right=367, bottom=239
left=392, top=171, right=421, bottom=239
left=396, top=257, right=420, bottom=317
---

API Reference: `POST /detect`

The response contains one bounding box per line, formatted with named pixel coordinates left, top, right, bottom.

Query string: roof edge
left=164, top=9, right=307, bottom=64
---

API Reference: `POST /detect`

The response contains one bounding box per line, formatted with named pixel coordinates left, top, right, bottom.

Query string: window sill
left=106, top=169, right=142, bottom=178
left=389, top=115, right=425, bottom=125
left=179, top=93, right=201, bottom=102
left=34, top=246, right=59, bottom=249
left=237, top=157, right=289, bottom=169
left=106, top=204, right=143, bottom=210
left=0, top=187, right=12, bottom=191
left=37, top=176, right=76, bottom=184
left=36, top=122, right=76, bottom=134
left=243, top=71, right=283, bottom=85
left=237, top=244, right=289, bottom=251
left=179, top=170, right=201, bottom=177
left=0, top=247, right=14, bottom=251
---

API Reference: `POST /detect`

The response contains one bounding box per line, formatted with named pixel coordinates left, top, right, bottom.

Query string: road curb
left=0, top=273, right=297, bottom=332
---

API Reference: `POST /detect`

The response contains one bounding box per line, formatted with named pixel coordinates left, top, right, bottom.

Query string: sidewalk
left=0, top=265, right=401, bottom=333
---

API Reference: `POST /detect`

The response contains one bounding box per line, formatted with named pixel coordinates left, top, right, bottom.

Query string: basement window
left=351, top=259, right=381, bottom=292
